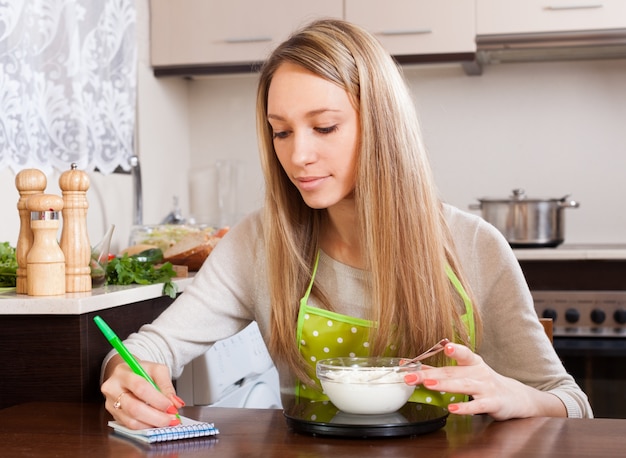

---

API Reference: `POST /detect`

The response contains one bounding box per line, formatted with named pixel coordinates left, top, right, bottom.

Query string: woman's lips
left=295, top=176, right=327, bottom=192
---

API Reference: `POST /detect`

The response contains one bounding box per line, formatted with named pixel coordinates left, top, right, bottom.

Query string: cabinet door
left=150, top=0, right=342, bottom=67
left=477, top=0, right=626, bottom=35
left=345, top=0, right=476, bottom=55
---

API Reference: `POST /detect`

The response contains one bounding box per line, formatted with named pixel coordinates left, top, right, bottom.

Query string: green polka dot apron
left=296, top=251, right=476, bottom=409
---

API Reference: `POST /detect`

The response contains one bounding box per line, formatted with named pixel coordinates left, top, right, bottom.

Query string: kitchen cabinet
left=477, top=0, right=626, bottom=35
left=345, top=0, right=475, bottom=56
left=470, top=0, right=626, bottom=75
left=150, top=0, right=476, bottom=76
left=0, top=278, right=191, bottom=409
left=150, top=0, right=342, bottom=73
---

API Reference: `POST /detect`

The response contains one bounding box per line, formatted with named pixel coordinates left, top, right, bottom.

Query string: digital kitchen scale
left=283, top=398, right=448, bottom=438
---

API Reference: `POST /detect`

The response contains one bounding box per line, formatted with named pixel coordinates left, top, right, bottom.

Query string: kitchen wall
left=1, top=2, right=625, bottom=249
left=186, top=58, right=626, bottom=244
left=0, top=0, right=190, bottom=252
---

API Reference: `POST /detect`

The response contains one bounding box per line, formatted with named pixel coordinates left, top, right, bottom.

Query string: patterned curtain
left=0, top=0, right=137, bottom=175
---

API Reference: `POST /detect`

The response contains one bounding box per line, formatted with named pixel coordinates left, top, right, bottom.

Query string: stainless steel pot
left=469, top=189, right=580, bottom=248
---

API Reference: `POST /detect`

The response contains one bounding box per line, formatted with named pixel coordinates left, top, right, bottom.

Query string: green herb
left=105, top=253, right=178, bottom=299
left=132, top=248, right=164, bottom=264
left=0, top=242, right=18, bottom=288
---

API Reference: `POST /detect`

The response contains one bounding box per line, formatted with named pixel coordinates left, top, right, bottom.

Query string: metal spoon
left=367, top=338, right=450, bottom=382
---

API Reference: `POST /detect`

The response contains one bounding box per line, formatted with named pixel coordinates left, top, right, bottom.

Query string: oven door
left=554, top=337, right=626, bottom=418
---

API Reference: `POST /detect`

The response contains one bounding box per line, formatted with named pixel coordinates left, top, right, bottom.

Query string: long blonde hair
left=256, top=19, right=480, bottom=384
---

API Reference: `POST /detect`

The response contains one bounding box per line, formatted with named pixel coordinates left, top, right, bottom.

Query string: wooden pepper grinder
left=26, top=194, right=65, bottom=296
left=15, top=169, right=47, bottom=294
left=59, top=163, right=91, bottom=293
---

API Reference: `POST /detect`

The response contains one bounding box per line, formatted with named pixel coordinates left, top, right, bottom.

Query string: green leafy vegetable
left=0, top=242, right=18, bottom=288
left=105, top=253, right=178, bottom=299
left=132, top=248, right=164, bottom=264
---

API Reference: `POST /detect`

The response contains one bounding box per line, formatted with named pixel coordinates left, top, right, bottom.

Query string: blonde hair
left=256, top=19, right=480, bottom=384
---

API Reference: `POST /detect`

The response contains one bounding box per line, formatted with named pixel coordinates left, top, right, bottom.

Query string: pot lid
left=476, top=189, right=570, bottom=203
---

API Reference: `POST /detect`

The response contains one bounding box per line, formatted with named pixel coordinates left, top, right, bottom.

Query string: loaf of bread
left=121, top=244, right=159, bottom=257
left=163, top=231, right=221, bottom=271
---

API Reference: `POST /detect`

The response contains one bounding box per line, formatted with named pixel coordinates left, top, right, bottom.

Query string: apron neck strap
left=300, top=250, right=321, bottom=306
left=445, top=264, right=476, bottom=350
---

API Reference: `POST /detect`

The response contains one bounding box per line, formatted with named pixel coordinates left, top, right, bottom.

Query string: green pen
left=93, top=315, right=181, bottom=421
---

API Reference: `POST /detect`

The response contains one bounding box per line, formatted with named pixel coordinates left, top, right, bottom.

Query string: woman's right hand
left=100, top=355, right=185, bottom=429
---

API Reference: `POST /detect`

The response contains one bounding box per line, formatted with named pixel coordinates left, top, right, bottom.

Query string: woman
left=101, top=19, right=592, bottom=429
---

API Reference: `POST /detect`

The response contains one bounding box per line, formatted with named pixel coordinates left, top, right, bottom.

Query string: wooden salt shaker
left=15, top=169, right=47, bottom=294
left=59, top=163, right=91, bottom=292
left=26, top=194, right=65, bottom=296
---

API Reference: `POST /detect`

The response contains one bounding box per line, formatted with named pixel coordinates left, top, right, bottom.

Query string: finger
left=127, top=373, right=173, bottom=410
left=421, top=371, right=480, bottom=396
left=110, top=391, right=181, bottom=430
left=147, top=363, right=185, bottom=408
left=447, top=395, right=502, bottom=418
left=403, top=366, right=435, bottom=385
left=444, top=343, right=483, bottom=367
left=102, top=363, right=181, bottom=428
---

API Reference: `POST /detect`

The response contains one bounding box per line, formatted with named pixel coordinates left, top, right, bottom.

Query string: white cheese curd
left=320, top=369, right=415, bottom=415
left=323, top=368, right=405, bottom=383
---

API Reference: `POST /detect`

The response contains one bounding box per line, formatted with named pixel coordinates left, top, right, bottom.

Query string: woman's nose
left=291, top=131, right=317, bottom=166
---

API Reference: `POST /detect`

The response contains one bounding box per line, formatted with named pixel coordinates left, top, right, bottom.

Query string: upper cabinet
left=471, top=0, right=626, bottom=73
left=345, top=0, right=475, bottom=56
left=477, top=0, right=626, bottom=35
left=150, top=0, right=343, bottom=72
left=150, top=0, right=626, bottom=77
left=150, top=0, right=476, bottom=76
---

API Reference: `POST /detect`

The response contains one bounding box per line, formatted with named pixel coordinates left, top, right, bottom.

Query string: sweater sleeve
left=445, top=205, right=593, bottom=418
left=102, top=211, right=270, bottom=381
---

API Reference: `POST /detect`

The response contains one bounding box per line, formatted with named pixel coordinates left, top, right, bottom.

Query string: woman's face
left=267, top=62, right=360, bottom=210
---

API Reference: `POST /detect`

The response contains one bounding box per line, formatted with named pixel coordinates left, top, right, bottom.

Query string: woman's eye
left=272, top=130, right=289, bottom=140
left=316, top=125, right=338, bottom=134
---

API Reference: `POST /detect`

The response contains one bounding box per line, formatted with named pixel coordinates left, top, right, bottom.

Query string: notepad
left=108, top=416, right=219, bottom=444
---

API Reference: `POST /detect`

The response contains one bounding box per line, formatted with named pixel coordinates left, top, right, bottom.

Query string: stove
left=532, top=290, right=626, bottom=337
left=516, top=245, right=626, bottom=418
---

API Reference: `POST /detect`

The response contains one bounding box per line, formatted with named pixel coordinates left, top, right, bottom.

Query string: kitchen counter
left=514, top=244, right=626, bottom=261
left=0, top=275, right=193, bottom=314
left=0, top=277, right=193, bottom=410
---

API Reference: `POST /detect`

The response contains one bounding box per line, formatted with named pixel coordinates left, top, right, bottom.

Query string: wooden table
left=1, top=402, right=625, bottom=457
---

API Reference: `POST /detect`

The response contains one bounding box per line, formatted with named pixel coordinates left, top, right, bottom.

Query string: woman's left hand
left=403, top=342, right=567, bottom=420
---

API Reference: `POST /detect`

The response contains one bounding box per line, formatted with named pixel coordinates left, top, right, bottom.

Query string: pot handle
left=468, top=203, right=482, bottom=210
left=558, top=199, right=580, bottom=209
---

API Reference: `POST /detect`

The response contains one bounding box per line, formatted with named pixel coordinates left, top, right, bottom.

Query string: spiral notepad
left=108, top=416, right=219, bottom=444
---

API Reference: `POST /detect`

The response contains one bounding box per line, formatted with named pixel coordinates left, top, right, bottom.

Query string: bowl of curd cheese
left=316, top=357, right=419, bottom=415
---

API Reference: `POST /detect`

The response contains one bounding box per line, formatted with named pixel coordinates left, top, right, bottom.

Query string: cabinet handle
left=224, top=36, right=272, bottom=44
left=544, top=4, right=603, bottom=10
left=379, top=28, right=432, bottom=37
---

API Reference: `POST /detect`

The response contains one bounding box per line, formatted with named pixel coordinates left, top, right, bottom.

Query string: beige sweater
left=111, top=205, right=593, bottom=418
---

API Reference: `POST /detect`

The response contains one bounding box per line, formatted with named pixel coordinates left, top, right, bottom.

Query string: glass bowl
left=127, top=224, right=228, bottom=271
left=316, top=357, right=419, bottom=415
left=128, top=224, right=212, bottom=253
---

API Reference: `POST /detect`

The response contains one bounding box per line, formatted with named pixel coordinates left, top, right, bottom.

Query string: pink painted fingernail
left=404, top=373, right=418, bottom=384
left=169, top=418, right=181, bottom=427
left=423, top=379, right=437, bottom=387
left=173, top=395, right=186, bottom=406
left=448, top=404, right=459, bottom=412
left=166, top=405, right=179, bottom=415
left=445, top=344, right=455, bottom=355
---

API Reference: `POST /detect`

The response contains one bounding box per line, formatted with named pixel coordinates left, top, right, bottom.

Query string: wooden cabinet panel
left=0, top=296, right=174, bottom=409
left=150, top=0, right=477, bottom=74
left=477, top=0, right=626, bottom=35
left=150, top=0, right=343, bottom=67
left=346, top=0, right=476, bottom=55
